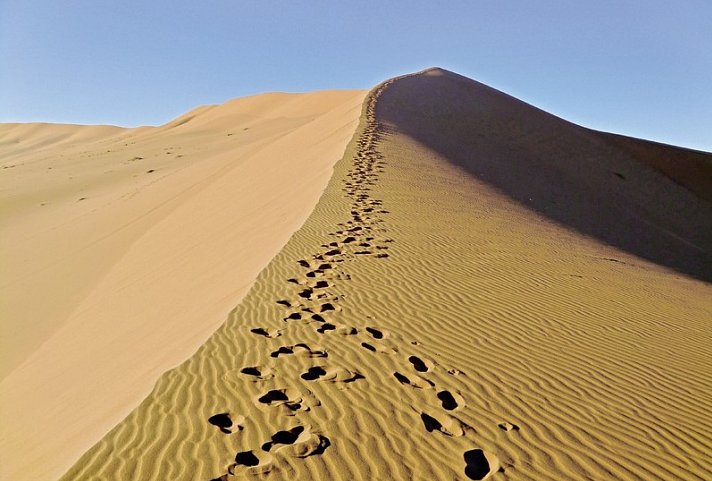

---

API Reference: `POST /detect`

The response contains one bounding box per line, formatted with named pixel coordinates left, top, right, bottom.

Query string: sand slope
left=54, top=69, right=711, bottom=481
left=0, top=90, right=366, bottom=480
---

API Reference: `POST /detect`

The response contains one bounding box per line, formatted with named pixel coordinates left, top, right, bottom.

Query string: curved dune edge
left=0, top=90, right=366, bottom=481
left=53, top=70, right=712, bottom=481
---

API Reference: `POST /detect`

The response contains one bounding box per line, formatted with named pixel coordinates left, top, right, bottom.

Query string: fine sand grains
left=59, top=72, right=712, bottom=480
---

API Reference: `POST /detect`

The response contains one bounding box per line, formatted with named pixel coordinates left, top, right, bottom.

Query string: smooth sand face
left=0, top=89, right=366, bottom=481
left=54, top=70, right=711, bottom=481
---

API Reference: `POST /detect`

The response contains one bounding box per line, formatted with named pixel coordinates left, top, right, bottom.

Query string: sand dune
left=44, top=69, right=712, bottom=481
left=0, top=89, right=366, bottom=480
left=44, top=69, right=712, bottom=480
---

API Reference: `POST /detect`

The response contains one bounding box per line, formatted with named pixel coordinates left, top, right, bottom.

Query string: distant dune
left=2, top=69, right=711, bottom=481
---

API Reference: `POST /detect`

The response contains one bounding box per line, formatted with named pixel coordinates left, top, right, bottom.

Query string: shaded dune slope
left=59, top=70, right=711, bottom=481
left=377, top=68, right=712, bottom=281
left=596, top=131, right=712, bottom=203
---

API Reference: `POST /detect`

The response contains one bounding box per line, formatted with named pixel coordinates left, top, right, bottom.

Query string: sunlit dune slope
left=0, top=89, right=366, bottom=481
left=57, top=69, right=711, bottom=481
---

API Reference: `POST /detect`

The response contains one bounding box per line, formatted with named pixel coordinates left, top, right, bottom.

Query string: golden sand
left=0, top=90, right=366, bottom=480
left=3, top=69, right=712, bottom=480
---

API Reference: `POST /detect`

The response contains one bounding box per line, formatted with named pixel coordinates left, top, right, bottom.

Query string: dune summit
left=3, top=69, right=712, bottom=481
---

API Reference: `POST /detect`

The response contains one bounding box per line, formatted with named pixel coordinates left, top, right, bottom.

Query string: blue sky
left=1, top=0, right=710, bottom=151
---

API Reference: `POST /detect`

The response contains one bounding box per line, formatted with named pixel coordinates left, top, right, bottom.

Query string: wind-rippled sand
left=7, top=69, right=712, bottom=481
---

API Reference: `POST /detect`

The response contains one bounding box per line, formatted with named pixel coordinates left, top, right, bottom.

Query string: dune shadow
left=376, top=68, right=712, bottom=282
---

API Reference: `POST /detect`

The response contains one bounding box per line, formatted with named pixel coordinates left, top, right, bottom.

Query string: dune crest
left=45, top=70, right=712, bottom=481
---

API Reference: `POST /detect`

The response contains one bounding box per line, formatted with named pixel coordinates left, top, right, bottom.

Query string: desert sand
left=0, top=90, right=366, bottom=480
left=3, top=68, right=712, bottom=481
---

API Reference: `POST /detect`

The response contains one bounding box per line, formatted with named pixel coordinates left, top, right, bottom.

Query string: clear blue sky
left=1, top=0, right=710, bottom=151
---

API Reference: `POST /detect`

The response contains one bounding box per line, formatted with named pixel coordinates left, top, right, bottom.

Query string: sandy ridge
left=47, top=70, right=712, bottom=480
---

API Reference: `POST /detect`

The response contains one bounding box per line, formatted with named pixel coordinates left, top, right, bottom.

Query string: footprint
left=239, top=366, right=275, bottom=382
left=393, top=371, right=434, bottom=389
left=255, top=387, right=317, bottom=415
left=301, top=366, right=364, bottom=383
left=262, top=425, right=331, bottom=458
left=276, top=299, right=291, bottom=307
left=284, top=312, right=302, bottom=321
left=361, top=342, right=396, bottom=354
left=437, top=390, right=465, bottom=411
left=250, top=327, right=282, bottom=338
left=420, top=412, right=465, bottom=437
left=320, top=302, right=338, bottom=312
left=316, top=322, right=357, bottom=335
left=498, top=422, right=520, bottom=432
left=365, top=327, right=388, bottom=339
left=208, top=412, right=245, bottom=434
left=408, top=355, right=434, bottom=373
left=317, top=323, right=336, bottom=334
left=225, top=450, right=274, bottom=477
left=270, top=343, right=327, bottom=358
left=464, top=449, right=502, bottom=480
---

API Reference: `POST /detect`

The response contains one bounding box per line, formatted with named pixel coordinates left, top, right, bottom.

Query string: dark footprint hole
left=262, top=426, right=305, bottom=451
left=235, top=450, right=260, bottom=467
left=409, top=356, right=429, bottom=372
left=361, top=342, right=377, bottom=352
left=276, top=300, right=291, bottom=307
left=320, top=303, right=335, bottom=312
left=310, top=435, right=331, bottom=456
left=325, top=249, right=341, bottom=256
left=240, top=367, right=262, bottom=377
left=317, top=323, right=336, bottom=334
left=314, top=280, right=329, bottom=289
left=301, top=367, right=327, bottom=381
left=285, top=312, right=302, bottom=320
left=270, top=346, right=293, bottom=358
left=464, top=449, right=495, bottom=480
left=318, top=263, right=332, bottom=270
left=420, top=413, right=442, bottom=433
left=498, top=422, right=520, bottom=432
left=251, top=328, right=270, bottom=337
left=343, top=236, right=356, bottom=243
left=393, top=372, right=410, bottom=384
left=297, top=260, right=310, bottom=268
left=259, top=390, right=289, bottom=404
left=437, top=391, right=458, bottom=411
left=366, top=327, right=383, bottom=339
left=312, top=314, right=326, bottom=322
left=298, top=289, right=313, bottom=299
left=208, top=413, right=233, bottom=433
